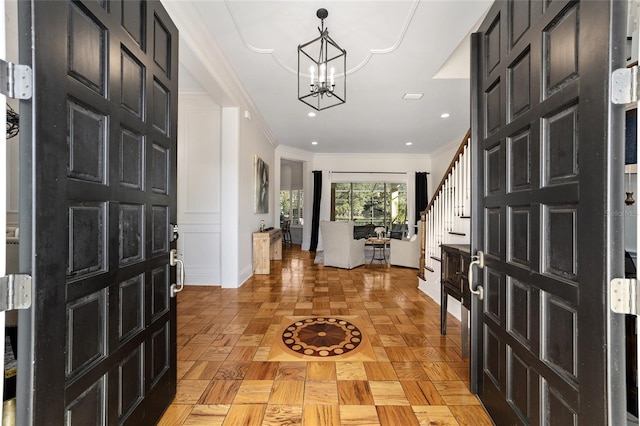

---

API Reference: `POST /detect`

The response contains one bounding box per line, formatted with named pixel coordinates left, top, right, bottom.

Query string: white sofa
left=319, top=221, right=366, bottom=269
left=389, top=222, right=421, bottom=269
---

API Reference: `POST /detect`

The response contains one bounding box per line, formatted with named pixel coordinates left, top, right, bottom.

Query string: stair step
left=430, top=256, right=441, bottom=262
left=459, top=215, right=471, bottom=219
left=425, top=266, right=434, bottom=273
left=449, top=231, right=466, bottom=236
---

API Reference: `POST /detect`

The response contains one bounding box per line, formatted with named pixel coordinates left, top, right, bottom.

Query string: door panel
left=471, top=1, right=627, bottom=424
left=17, top=1, right=178, bottom=424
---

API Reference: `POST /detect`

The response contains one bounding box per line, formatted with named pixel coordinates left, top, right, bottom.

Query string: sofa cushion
left=353, top=224, right=376, bottom=240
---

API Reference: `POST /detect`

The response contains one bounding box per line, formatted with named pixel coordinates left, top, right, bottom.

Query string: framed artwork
left=254, top=155, right=269, bottom=213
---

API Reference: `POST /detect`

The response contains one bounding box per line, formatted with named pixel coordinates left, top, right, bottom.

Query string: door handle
left=468, top=250, right=485, bottom=300
left=170, top=249, right=185, bottom=298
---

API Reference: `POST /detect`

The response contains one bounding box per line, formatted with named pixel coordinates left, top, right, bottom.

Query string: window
left=331, top=182, right=407, bottom=230
left=280, top=189, right=304, bottom=225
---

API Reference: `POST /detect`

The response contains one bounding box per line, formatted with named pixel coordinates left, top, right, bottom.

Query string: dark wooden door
left=470, top=1, right=627, bottom=424
left=16, top=1, right=178, bottom=424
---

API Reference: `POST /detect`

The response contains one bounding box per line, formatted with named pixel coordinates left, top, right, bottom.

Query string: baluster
left=427, top=210, right=432, bottom=270
left=453, top=160, right=458, bottom=218
left=426, top=205, right=433, bottom=269
left=420, top=133, right=473, bottom=274
left=439, top=194, right=443, bottom=248
left=461, top=155, right=464, bottom=216
left=430, top=207, right=435, bottom=269
left=425, top=211, right=429, bottom=271
left=433, top=201, right=438, bottom=264
left=465, top=144, right=470, bottom=217
left=433, top=198, right=438, bottom=266
left=444, top=180, right=448, bottom=237
left=448, top=177, right=452, bottom=232
left=450, top=173, right=454, bottom=229
left=457, top=152, right=462, bottom=217
left=419, top=211, right=426, bottom=279
left=461, top=146, right=466, bottom=216
left=447, top=177, right=451, bottom=232
left=454, top=161, right=459, bottom=220
left=436, top=196, right=439, bottom=250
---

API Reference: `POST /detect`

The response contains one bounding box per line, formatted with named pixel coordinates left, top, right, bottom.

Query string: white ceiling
left=167, top=0, right=493, bottom=154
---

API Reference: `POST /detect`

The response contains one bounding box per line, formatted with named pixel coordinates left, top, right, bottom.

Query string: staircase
left=418, top=131, right=471, bottom=315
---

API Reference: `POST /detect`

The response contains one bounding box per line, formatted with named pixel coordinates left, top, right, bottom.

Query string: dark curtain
left=309, top=170, right=322, bottom=251
left=415, top=172, right=429, bottom=224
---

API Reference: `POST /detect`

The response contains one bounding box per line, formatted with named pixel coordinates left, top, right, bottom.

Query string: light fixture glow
left=440, top=113, right=450, bottom=118
left=311, top=141, right=318, bottom=145
left=402, top=93, right=424, bottom=100
left=405, top=142, right=413, bottom=146
left=298, top=9, right=347, bottom=111
left=308, top=112, right=316, bottom=117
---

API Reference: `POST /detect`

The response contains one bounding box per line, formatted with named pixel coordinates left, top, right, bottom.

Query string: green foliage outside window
left=280, top=190, right=304, bottom=225
left=332, top=182, right=407, bottom=229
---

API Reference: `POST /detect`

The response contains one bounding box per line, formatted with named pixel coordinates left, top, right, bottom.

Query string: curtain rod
left=328, top=171, right=429, bottom=174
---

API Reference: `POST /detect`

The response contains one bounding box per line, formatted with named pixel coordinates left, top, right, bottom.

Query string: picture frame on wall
left=254, top=155, right=269, bottom=213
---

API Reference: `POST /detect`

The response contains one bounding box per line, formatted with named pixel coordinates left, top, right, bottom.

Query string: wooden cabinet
left=440, top=244, right=471, bottom=354
left=253, top=229, right=282, bottom=274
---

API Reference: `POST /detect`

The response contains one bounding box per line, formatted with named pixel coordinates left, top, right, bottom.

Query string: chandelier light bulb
left=297, top=8, right=346, bottom=110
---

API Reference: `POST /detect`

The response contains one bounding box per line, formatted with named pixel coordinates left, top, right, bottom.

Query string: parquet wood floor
left=159, top=245, right=493, bottom=425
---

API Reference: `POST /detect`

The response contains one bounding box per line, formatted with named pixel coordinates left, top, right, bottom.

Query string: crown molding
left=313, top=152, right=430, bottom=161
left=162, top=1, right=278, bottom=147
left=276, top=144, right=315, bottom=162
left=225, top=0, right=420, bottom=77
left=429, top=133, right=468, bottom=157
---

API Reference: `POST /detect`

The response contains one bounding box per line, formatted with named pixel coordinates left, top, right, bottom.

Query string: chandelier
left=298, top=8, right=346, bottom=111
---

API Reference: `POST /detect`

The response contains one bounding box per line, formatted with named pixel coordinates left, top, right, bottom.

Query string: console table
left=440, top=243, right=471, bottom=355
left=253, top=229, right=282, bottom=274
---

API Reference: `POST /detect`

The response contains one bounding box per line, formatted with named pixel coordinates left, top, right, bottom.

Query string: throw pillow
left=410, top=234, right=417, bottom=242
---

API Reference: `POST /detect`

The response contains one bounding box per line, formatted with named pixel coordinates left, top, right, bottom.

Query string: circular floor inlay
left=281, top=317, right=363, bottom=357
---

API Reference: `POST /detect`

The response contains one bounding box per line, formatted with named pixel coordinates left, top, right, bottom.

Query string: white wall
left=177, top=92, right=221, bottom=285
left=280, top=160, right=303, bottom=191
left=237, top=110, right=277, bottom=286
left=312, top=153, right=431, bottom=173
left=165, top=1, right=280, bottom=288
left=220, top=108, right=241, bottom=288
left=428, top=135, right=465, bottom=199
left=315, top=153, right=430, bottom=215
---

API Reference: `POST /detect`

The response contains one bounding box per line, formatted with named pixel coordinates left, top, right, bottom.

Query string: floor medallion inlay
left=281, top=317, right=362, bottom=357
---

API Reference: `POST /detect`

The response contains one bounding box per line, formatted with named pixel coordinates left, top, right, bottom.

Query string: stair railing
left=418, top=130, right=471, bottom=279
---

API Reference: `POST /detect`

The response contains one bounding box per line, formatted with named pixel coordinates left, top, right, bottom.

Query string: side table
left=366, top=237, right=390, bottom=264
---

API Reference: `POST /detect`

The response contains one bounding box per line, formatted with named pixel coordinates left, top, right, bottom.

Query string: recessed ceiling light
left=311, top=141, right=318, bottom=145
left=405, top=142, right=413, bottom=146
left=440, top=113, right=450, bottom=118
left=402, top=93, right=424, bottom=100
left=308, top=112, right=316, bottom=117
